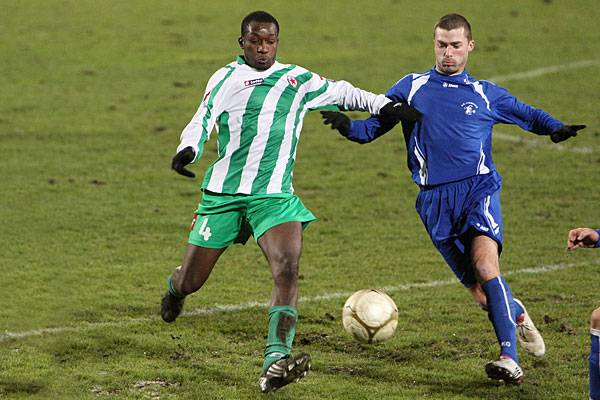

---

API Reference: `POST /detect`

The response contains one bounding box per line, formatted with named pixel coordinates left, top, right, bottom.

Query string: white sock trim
left=591, top=328, right=600, bottom=337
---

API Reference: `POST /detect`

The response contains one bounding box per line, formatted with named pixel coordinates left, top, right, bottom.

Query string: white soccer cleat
left=485, top=357, right=524, bottom=384
left=514, top=298, right=546, bottom=357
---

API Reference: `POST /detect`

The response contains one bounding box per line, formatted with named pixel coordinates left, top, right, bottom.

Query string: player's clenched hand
left=171, top=147, right=196, bottom=178
left=379, top=102, right=422, bottom=122
left=550, top=125, right=586, bottom=143
left=320, top=111, right=351, bottom=137
left=567, top=227, right=599, bottom=250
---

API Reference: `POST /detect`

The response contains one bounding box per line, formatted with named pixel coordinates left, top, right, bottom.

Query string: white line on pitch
left=494, top=131, right=593, bottom=154
left=487, top=59, right=598, bottom=155
left=488, top=60, right=600, bottom=83
left=0, top=261, right=590, bottom=342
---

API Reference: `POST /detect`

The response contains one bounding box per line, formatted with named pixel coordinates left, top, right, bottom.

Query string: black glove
left=320, top=111, right=351, bottom=137
left=171, top=146, right=195, bottom=178
left=379, top=102, right=422, bottom=122
left=550, top=124, right=586, bottom=143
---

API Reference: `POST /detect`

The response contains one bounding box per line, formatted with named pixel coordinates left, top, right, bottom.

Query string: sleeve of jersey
left=345, top=81, right=408, bottom=143
left=176, top=67, right=232, bottom=162
left=491, top=85, right=564, bottom=135
left=303, top=75, right=391, bottom=114
left=595, top=229, right=600, bottom=248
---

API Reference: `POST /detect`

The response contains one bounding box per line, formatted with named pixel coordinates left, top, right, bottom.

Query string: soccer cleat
left=485, top=357, right=524, bottom=384
left=160, top=291, right=185, bottom=323
left=258, top=353, right=311, bottom=393
left=514, top=298, right=546, bottom=356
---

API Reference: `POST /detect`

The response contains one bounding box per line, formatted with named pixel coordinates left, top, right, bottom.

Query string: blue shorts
left=416, top=172, right=503, bottom=288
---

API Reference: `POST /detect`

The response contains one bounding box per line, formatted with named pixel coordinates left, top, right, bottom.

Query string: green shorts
left=188, top=192, right=316, bottom=248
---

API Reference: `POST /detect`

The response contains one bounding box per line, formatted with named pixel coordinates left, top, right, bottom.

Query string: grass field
left=1, top=0, right=600, bottom=398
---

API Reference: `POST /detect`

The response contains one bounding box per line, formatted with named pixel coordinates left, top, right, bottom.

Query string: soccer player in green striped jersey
left=160, top=10, right=420, bottom=393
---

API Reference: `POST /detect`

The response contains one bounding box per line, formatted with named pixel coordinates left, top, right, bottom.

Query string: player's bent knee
left=591, top=307, right=600, bottom=329
left=269, top=247, right=300, bottom=265
left=271, top=258, right=299, bottom=284
left=269, top=248, right=299, bottom=269
left=474, top=266, right=501, bottom=283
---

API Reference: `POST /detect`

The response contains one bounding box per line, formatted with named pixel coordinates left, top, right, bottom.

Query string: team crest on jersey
left=244, top=78, right=264, bottom=87
left=287, top=76, right=298, bottom=88
left=461, top=101, right=478, bottom=115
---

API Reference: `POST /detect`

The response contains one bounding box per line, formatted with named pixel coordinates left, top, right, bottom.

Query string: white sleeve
left=176, top=67, right=232, bottom=162
left=303, top=74, right=391, bottom=114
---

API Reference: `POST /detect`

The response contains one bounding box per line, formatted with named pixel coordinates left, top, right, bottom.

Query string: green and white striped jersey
left=177, top=56, right=390, bottom=195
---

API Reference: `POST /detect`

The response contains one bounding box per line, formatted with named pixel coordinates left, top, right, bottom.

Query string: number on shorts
left=198, top=217, right=212, bottom=241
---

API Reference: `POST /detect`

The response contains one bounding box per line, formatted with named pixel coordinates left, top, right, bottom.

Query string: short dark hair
left=241, top=11, right=279, bottom=36
left=434, top=14, right=472, bottom=41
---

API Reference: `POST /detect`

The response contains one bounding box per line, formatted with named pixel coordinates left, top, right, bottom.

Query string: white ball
left=342, top=289, right=398, bottom=344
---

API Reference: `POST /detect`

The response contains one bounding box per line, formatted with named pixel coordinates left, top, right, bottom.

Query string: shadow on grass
left=419, top=375, right=543, bottom=400
left=319, top=362, right=544, bottom=400
left=307, top=330, right=553, bottom=399
left=0, top=380, right=45, bottom=395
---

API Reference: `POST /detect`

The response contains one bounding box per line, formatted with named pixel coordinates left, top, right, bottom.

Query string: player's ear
left=238, top=37, right=244, bottom=48
left=468, top=39, right=475, bottom=52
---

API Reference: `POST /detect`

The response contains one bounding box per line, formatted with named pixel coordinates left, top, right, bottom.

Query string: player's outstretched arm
left=320, top=102, right=420, bottom=143
left=171, top=146, right=196, bottom=178
left=550, top=125, right=587, bottom=143
left=567, top=227, right=600, bottom=250
left=491, top=86, right=586, bottom=143
left=320, top=111, right=399, bottom=143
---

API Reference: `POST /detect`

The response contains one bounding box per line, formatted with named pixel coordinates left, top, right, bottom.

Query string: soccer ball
left=342, top=289, right=398, bottom=344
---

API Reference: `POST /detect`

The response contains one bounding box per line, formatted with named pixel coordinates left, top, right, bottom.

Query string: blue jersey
left=348, top=67, right=564, bottom=186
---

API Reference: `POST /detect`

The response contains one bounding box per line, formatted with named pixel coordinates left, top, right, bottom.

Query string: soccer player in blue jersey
left=322, top=13, right=586, bottom=384
left=567, top=227, right=600, bottom=400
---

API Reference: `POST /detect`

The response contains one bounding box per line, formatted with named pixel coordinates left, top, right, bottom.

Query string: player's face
left=434, top=27, right=474, bottom=75
left=239, top=22, right=279, bottom=71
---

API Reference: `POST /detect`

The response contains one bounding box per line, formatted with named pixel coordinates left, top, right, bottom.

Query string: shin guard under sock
left=262, top=306, right=298, bottom=371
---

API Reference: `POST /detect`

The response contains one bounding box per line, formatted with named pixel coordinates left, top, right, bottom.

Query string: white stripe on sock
left=496, top=277, right=516, bottom=326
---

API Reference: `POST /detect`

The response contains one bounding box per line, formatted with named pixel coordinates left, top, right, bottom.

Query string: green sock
left=262, top=305, right=298, bottom=371
left=167, top=276, right=185, bottom=298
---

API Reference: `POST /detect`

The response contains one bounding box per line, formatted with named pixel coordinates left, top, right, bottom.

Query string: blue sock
left=591, top=329, right=600, bottom=400
left=482, top=276, right=518, bottom=363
